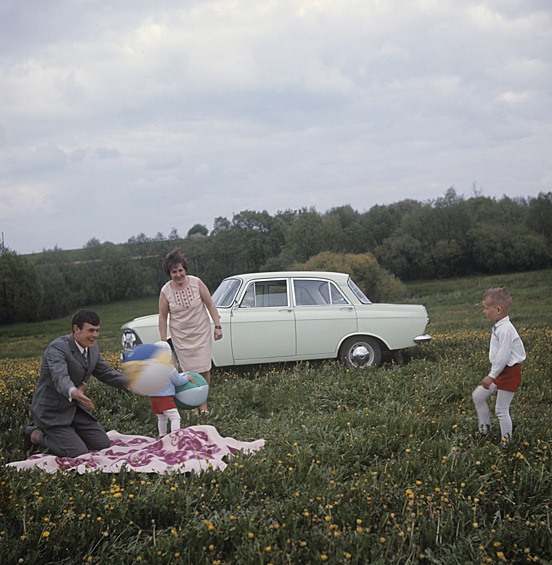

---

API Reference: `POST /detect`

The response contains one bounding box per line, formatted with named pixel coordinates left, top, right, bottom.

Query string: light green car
left=121, top=271, right=431, bottom=369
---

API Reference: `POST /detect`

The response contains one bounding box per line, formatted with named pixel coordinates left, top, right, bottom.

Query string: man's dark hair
left=72, top=309, right=101, bottom=330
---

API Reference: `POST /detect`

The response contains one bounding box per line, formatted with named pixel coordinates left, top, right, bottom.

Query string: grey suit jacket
left=31, top=334, right=128, bottom=429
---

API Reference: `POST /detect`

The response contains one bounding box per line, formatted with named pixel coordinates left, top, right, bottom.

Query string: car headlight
left=121, top=329, right=138, bottom=350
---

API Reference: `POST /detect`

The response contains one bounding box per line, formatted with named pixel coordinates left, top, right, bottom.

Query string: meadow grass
left=1, top=271, right=551, bottom=564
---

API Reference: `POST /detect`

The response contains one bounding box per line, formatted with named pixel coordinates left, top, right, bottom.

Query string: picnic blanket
left=7, top=425, right=265, bottom=474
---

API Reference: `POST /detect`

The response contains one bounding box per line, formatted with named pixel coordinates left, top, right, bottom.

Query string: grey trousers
left=39, top=407, right=111, bottom=458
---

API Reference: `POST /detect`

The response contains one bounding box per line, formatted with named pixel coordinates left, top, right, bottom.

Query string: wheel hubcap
left=351, top=345, right=371, bottom=366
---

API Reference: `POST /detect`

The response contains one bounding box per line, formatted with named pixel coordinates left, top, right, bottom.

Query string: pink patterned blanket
left=8, top=426, right=265, bottom=474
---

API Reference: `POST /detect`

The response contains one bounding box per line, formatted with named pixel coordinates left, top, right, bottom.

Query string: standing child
left=150, top=368, right=196, bottom=437
left=472, top=287, right=526, bottom=445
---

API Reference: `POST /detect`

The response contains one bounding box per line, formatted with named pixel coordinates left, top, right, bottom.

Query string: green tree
left=82, top=237, right=105, bottom=261
left=92, top=245, right=143, bottom=302
left=323, top=205, right=359, bottom=252
left=466, top=224, right=550, bottom=274
left=526, top=192, right=552, bottom=244
left=35, top=249, right=91, bottom=318
left=397, top=189, right=471, bottom=277
left=327, top=204, right=359, bottom=230
left=34, top=245, right=69, bottom=265
left=0, top=244, right=43, bottom=323
left=126, top=233, right=153, bottom=258
left=208, top=210, right=287, bottom=277
left=374, top=234, right=432, bottom=281
left=342, top=202, right=412, bottom=254
left=84, top=237, right=101, bottom=248
left=187, top=224, right=209, bottom=238
left=36, top=263, right=75, bottom=319
left=279, top=207, right=327, bottom=266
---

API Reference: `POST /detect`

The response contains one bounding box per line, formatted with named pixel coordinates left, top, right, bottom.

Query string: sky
left=1, top=0, right=551, bottom=254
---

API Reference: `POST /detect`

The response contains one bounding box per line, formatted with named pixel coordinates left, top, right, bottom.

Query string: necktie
left=83, top=349, right=88, bottom=364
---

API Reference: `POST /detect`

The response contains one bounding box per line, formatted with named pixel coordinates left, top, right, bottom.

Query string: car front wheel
left=339, top=336, right=382, bottom=368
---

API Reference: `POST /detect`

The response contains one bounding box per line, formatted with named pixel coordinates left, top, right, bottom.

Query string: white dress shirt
left=488, top=316, right=526, bottom=379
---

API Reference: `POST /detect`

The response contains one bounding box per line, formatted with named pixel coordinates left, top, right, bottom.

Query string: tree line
left=1, top=189, right=551, bottom=324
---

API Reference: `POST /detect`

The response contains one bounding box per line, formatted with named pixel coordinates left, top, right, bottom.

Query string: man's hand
left=188, top=374, right=196, bottom=383
left=71, top=383, right=95, bottom=410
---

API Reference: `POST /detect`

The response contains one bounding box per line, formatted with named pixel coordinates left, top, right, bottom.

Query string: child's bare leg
left=198, top=370, right=210, bottom=412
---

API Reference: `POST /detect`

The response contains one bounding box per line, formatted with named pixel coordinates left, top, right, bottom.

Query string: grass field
left=1, top=270, right=551, bottom=564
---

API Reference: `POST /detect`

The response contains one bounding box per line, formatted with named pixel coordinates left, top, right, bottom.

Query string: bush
left=292, top=251, right=406, bottom=302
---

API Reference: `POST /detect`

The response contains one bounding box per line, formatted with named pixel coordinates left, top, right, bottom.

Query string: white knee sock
left=165, top=408, right=181, bottom=433
left=157, top=412, right=168, bottom=436
left=495, top=389, right=515, bottom=442
left=472, top=383, right=515, bottom=441
left=472, top=383, right=495, bottom=434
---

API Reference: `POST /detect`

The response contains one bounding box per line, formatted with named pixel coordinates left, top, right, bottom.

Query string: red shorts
left=151, top=396, right=177, bottom=414
left=494, top=363, right=522, bottom=392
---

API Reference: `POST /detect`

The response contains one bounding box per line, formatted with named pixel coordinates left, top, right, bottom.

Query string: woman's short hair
left=162, top=247, right=189, bottom=276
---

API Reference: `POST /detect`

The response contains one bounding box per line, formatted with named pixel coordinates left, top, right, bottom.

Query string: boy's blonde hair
left=483, top=287, right=512, bottom=313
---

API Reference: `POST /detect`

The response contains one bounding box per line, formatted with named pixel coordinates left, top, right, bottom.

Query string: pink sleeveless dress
left=160, top=276, right=212, bottom=373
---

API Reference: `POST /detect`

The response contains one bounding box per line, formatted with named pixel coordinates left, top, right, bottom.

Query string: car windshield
left=348, top=277, right=371, bottom=304
left=212, top=278, right=242, bottom=307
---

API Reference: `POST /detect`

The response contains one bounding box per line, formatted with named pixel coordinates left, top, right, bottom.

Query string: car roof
left=223, top=271, right=351, bottom=283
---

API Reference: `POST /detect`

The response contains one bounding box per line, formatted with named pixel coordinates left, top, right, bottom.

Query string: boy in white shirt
left=472, top=287, right=526, bottom=445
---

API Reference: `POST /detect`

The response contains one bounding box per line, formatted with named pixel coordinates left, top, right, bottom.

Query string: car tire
left=339, top=336, right=382, bottom=368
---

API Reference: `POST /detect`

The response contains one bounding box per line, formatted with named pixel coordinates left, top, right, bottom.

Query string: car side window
left=293, top=280, right=349, bottom=306
left=239, top=284, right=256, bottom=308
left=239, top=280, right=288, bottom=307
left=330, top=283, right=348, bottom=304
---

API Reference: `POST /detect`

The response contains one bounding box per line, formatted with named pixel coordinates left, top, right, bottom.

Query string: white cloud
left=0, top=181, right=58, bottom=220
left=0, top=0, right=550, bottom=253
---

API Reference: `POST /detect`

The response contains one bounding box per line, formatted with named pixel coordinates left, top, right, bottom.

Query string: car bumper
left=413, top=334, right=432, bottom=344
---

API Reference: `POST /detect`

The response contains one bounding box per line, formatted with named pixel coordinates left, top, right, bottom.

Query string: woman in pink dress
left=158, top=248, right=222, bottom=413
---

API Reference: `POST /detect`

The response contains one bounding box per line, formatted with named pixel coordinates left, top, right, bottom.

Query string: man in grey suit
left=24, top=309, right=129, bottom=458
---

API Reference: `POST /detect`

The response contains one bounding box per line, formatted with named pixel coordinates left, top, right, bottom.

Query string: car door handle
left=279, top=308, right=292, bottom=312
left=340, top=306, right=354, bottom=310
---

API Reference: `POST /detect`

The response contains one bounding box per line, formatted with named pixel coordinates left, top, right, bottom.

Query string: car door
left=230, top=278, right=297, bottom=363
left=293, top=277, right=357, bottom=357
